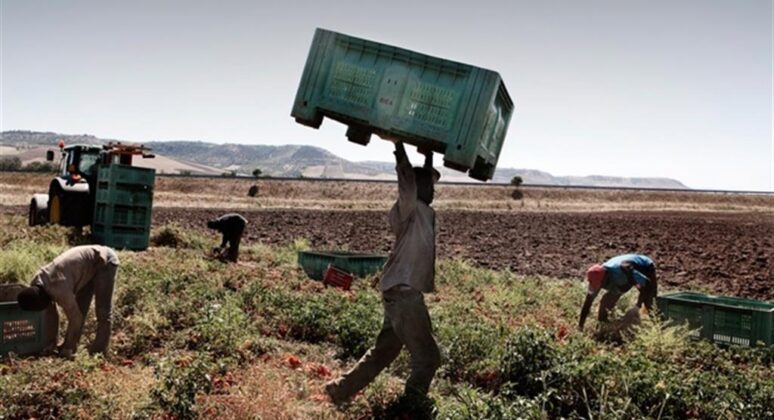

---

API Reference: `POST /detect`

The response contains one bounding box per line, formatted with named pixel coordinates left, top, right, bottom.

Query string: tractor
left=28, top=141, right=156, bottom=250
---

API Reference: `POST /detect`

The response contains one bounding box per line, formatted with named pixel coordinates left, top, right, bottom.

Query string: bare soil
left=152, top=207, right=774, bottom=301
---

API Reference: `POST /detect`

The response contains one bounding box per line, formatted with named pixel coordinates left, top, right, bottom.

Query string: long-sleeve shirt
left=30, top=245, right=119, bottom=350
left=209, top=214, right=247, bottom=244
left=379, top=147, right=436, bottom=293
left=602, top=254, right=654, bottom=292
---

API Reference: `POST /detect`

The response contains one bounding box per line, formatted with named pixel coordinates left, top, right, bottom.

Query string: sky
left=1, top=0, right=772, bottom=191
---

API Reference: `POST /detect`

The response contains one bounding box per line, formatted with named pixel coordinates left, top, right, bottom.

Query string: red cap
left=586, top=264, right=606, bottom=294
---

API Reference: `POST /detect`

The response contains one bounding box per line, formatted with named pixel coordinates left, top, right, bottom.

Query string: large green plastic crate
left=298, top=251, right=387, bottom=281
left=92, top=164, right=155, bottom=250
left=0, top=302, right=47, bottom=357
left=292, top=28, right=514, bottom=181
left=657, top=292, right=774, bottom=347
left=96, top=163, right=156, bottom=186
left=94, top=185, right=153, bottom=207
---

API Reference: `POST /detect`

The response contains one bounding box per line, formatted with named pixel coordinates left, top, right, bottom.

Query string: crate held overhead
left=292, top=28, right=514, bottom=181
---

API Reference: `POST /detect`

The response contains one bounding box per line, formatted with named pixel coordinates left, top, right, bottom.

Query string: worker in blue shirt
left=578, top=254, right=658, bottom=331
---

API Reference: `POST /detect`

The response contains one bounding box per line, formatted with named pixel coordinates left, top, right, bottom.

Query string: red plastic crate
left=323, top=264, right=354, bottom=290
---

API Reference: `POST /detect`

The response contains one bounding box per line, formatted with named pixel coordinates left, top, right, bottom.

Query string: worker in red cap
left=578, top=254, right=657, bottom=331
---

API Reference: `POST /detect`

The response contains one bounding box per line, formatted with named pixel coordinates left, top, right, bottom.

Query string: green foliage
left=0, top=156, right=22, bottom=171
left=499, top=326, right=557, bottom=397
left=0, top=242, right=64, bottom=284
left=441, top=386, right=543, bottom=419
left=149, top=352, right=217, bottom=419
left=436, top=313, right=504, bottom=385
left=252, top=168, right=262, bottom=178
left=192, top=297, right=253, bottom=357
left=22, top=161, right=57, bottom=172
left=1, top=218, right=772, bottom=419
left=0, top=354, right=107, bottom=419
left=334, top=291, right=382, bottom=359
left=510, top=175, right=523, bottom=186
left=150, top=224, right=208, bottom=249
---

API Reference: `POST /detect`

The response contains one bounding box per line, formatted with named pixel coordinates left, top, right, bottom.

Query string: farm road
left=155, top=208, right=773, bottom=300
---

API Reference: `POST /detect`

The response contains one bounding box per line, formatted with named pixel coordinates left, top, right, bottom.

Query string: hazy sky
left=1, top=0, right=772, bottom=190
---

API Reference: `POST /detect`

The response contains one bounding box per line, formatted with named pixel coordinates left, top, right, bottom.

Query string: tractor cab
left=50, top=144, right=103, bottom=183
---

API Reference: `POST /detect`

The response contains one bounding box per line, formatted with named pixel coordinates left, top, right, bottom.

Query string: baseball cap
left=586, top=264, right=606, bottom=294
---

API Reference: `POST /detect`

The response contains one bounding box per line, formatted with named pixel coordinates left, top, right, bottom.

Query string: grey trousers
left=76, top=263, right=117, bottom=354
left=331, top=287, right=441, bottom=400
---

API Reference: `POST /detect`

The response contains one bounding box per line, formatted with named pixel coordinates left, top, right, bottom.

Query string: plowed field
left=154, top=208, right=774, bottom=300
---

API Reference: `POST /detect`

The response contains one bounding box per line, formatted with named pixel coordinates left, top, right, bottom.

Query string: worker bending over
left=326, top=142, right=442, bottom=406
left=17, top=245, right=120, bottom=358
left=207, top=213, right=248, bottom=263
left=579, top=253, right=658, bottom=331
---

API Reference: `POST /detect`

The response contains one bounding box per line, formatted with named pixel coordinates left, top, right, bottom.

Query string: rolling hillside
left=0, top=130, right=688, bottom=188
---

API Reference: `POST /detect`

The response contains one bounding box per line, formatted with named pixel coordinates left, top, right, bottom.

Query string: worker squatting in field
left=207, top=213, right=248, bottom=263
left=578, top=253, right=658, bottom=331
left=17, top=245, right=120, bottom=359
left=325, top=142, right=442, bottom=407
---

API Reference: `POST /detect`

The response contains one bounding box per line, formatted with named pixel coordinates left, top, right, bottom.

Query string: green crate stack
left=92, top=164, right=155, bottom=251
left=0, top=300, right=47, bottom=357
left=657, top=292, right=774, bottom=347
left=298, top=251, right=387, bottom=281
left=291, top=28, right=514, bottom=181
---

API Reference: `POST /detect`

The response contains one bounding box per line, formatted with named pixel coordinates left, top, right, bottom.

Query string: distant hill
left=144, top=141, right=389, bottom=179
left=0, top=130, right=689, bottom=188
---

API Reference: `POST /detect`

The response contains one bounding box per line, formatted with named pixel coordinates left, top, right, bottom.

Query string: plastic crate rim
left=658, top=291, right=774, bottom=313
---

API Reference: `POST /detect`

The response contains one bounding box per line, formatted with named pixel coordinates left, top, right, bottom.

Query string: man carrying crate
left=578, top=253, right=658, bottom=331
left=326, top=142, right=441, bottom=407
left=17, top=245, right=120, bottom=358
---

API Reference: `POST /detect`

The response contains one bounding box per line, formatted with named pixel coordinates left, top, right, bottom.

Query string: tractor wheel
left=49, top=192, right=62, bottom=225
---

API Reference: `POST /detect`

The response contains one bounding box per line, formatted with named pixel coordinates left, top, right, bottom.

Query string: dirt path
left=152, top=208, right=773, bottom=301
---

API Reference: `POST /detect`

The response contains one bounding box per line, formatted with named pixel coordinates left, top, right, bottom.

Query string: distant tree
left=511, top=175, right=524, bottom=200
left=252, top=168, right=262, bottom=178
left=179, top=170, right=192, bottom=176
left=221, top=171, right=237, bottom=178
left=22, top=161, right=57, bottom=172
left=0, top=156, right=22, bottom=171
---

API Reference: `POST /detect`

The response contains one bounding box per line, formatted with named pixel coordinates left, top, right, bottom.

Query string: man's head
left=17, top=285, right=51, bottom=311
left=414, top=167, right=441, bottom=205
left=586, top=264, right=606, bottom=295
left=207, top=220, right=219, bottom=230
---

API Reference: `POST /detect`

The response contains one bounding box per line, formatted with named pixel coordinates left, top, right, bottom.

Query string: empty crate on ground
left=657, top=291, right=774, bottom=347
left=297, top=250, right=387, bottom=281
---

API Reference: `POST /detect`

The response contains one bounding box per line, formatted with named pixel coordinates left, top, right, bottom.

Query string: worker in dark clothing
left=326, top=142, right=441, bottom=406
left=207, top=213, right=248, bottom=263
left=17, top=245, right=120, bottom=358
left=579, top=254, right=658, bottom=331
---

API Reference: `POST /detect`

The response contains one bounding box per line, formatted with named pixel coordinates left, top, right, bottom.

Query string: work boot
left=324, top=381, right=349, bottom=407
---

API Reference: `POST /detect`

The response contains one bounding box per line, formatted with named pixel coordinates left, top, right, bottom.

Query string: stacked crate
left=92, top=164, right=155, bottom=250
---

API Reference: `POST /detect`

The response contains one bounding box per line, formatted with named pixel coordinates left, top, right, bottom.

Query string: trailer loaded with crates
left=292, top=28, right=514, bottom=181
left=28, top=141, right=155, bottom=251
